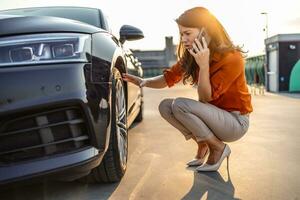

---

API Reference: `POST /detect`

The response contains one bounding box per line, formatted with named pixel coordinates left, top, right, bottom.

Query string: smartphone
left=197, top=28, right=205, bottom=40
left=193, top=28, right=205, bottom=53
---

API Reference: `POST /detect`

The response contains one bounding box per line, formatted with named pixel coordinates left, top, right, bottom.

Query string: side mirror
left=119, top=25, right=144, bottom=44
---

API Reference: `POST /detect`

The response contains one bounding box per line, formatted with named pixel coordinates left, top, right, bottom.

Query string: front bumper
left=0, top=62, right=112, bottom=184
left=0, top=146, right=103, bottom=184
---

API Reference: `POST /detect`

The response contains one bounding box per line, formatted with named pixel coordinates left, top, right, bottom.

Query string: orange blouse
left=163, top=50, right=253, bottom=114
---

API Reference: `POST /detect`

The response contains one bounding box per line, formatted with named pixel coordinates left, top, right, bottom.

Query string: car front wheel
left=87, top=68, right=128, bottom=183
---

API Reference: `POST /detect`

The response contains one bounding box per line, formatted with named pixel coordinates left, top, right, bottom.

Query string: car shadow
left=181, top=166, right=241, bottom=200
left=0, top=179, right=120, bottom=200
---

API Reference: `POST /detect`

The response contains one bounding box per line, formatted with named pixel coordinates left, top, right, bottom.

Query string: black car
left=0, top=6, right=144, bottom=185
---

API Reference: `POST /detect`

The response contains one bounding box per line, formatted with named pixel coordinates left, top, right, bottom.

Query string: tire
left=87, top=69, right=128, bottom=183
left=134, top=89, right=144, bottom=122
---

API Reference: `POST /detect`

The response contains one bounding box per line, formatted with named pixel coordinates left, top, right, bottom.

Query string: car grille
left=0, top=106, right=90, bottom=164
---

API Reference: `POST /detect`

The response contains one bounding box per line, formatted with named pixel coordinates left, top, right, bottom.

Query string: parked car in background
left=0, top=6, right=144, bottom=185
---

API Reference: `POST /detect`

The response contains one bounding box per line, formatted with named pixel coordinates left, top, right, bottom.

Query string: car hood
left=0, top=15, right=104, bottom=37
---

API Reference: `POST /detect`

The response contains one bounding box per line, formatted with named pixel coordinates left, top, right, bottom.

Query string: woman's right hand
left=122, top=73, right=147, bottom=87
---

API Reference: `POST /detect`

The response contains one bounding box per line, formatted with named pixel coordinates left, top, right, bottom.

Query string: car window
left=0, top=7, right=101, bottom=28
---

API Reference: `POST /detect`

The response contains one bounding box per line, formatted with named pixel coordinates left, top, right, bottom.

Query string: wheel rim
left=115, top=78, right=127, bottom=169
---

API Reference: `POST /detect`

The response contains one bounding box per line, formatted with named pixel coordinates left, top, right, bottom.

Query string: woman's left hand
left=188, top=37, right=210, bottom=69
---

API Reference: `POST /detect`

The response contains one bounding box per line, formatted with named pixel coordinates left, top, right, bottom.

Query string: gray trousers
left=158, top=97, right=249, bottom=142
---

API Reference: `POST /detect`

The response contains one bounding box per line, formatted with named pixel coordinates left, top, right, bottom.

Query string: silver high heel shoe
left=187, top=149, right=209, bottom=167
left=196, top=144, right=231, bottom=172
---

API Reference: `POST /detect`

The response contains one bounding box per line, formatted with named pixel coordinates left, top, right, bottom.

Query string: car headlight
left=0, top=33, right=91, bottom=67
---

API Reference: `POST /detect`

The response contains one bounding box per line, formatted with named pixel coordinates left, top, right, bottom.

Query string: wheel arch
left=111, top=56, right=128, bottom=115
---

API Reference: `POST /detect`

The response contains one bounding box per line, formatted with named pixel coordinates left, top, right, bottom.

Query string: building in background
left=132, top=36, right=177, bottom=77
left=265, top=34, right=300, bottom=92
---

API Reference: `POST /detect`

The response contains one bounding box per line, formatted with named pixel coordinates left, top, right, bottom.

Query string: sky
left=0, top=0, right=300, bottom=57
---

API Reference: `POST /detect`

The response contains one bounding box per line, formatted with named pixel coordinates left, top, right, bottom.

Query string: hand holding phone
left=188, top=27, right=210, bottom=68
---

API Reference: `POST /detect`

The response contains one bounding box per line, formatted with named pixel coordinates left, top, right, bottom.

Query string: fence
left=245, top=55, right=266, bottom=95
left=142, top=67, right=168, bottom=78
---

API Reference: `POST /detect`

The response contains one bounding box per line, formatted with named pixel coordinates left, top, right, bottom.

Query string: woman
left=122, top=7, right=252, bottom=171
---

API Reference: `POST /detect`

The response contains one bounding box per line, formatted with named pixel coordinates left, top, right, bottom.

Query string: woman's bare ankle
left=206, top=148, right=224, bottom=164
left=196, top=143, right=208, bottom=158
left=205, top=136, right=225, bottom=152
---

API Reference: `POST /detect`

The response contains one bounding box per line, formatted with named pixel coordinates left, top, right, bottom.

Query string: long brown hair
left=176, top=7, right=246, bottom=85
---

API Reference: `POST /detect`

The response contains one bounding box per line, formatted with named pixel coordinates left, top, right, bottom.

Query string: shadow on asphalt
left=0, top=180, right=119, bottom=200
left=182, top=167, right=241, bottom=200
